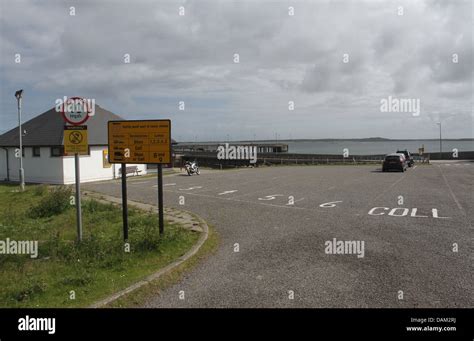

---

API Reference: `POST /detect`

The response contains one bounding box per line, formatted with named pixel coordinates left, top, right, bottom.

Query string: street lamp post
left=15, top=90, right=25, bottom=191
left=437, top=122, right=442, bottom=157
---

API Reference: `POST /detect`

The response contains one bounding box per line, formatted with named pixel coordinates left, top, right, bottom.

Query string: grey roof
left=0, top=105, right=123, bottom=147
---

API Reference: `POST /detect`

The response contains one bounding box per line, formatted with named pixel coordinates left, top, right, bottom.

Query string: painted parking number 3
left=319, top=201, right=343, bottom=208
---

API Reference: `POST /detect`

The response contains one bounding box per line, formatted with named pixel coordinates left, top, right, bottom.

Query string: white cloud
left=0, top=0, right=472, bottom=139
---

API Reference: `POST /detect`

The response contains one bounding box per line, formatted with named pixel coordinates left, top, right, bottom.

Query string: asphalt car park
left=83, top=161, right=473, bottom=308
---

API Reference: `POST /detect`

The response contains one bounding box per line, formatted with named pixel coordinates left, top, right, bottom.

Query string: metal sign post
left=61, top=98, right=91, bottom=244
left=75, top=153, right=83, bottom=242
left=64, top=125, right=88, bottom=243
left=121, top=163, right=129, bottom=241
left=157, top=164, right=164, bottom=235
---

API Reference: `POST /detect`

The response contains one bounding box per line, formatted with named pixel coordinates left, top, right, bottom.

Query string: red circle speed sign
left=61, top=97, right=91, bottom=125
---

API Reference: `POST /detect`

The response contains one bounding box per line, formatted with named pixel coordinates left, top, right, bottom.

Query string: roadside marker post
left=74, top=153, right=83, bottom=242
left=64, top=126, right=89, bottom=242
left=157, top=164, right=164, bottom=235
left=108, top=120, right=171, bottom=238
left=61, top=97, right=92, bottom=243
left=121, top=163, right=129, bottom=241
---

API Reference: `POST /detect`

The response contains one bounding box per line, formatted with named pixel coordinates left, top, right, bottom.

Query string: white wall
left=0, top=147, right=65, bottom=184
left=62, top=146, right=147, bottom=184
left=0, top=148, right=10, bottom=181
left=0, top=146, right=147, bottom=184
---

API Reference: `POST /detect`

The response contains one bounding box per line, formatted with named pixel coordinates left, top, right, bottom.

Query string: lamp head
left=15, top=89, right=23, bottom=99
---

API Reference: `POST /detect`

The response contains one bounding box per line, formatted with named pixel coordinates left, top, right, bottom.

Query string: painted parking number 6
left=319, top=201, right=342, bottom=208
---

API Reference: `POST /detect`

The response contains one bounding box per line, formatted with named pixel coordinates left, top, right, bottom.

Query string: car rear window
left=386, top=156, right=401, bottom=161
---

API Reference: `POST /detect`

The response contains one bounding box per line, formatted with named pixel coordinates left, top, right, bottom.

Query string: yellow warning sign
left=103, top=148, right=111, bottom=168
left=64, top=126, right=88, bottom=155
left=108, top=120, right=171, bottom=164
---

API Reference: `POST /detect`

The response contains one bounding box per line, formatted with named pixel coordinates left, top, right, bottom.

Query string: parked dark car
left=396, top=149, right=414, bottom=167
left=382, top=153, right=408, bottom=172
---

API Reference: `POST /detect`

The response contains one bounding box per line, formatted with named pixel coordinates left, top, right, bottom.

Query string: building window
left=50, top=146, right=63, bottom=157
left=33, top=147, right=41, bottom=157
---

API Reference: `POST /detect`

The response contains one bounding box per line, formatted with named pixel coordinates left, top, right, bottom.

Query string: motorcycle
left=184, top=160, right=200, bottom=176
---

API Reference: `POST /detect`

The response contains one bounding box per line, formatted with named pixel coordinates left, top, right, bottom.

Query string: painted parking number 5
left=319, top=201, right=342, bottom=208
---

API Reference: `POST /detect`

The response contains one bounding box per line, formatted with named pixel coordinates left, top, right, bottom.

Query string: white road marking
left=218, top=190, right=238, bottom=195
left=130, top=181, right=150, bottom=185
left=368, top=207, right=450, bottom=219
left=388, top=208, right=409, bottom=216
left=286, top=197, right=305, bottom=205
left=179, top=186, right=203, bottom=191
left=410, top=208, right=428, bottom=218
left=368, top=207, right=389, bottom=215
left=438, top=167, right=465, bottom=214
left=319, top=201, right=343, bottom=208
left=153, top=183, right=176, bottom=188
left=258, top=194, right=284, bottom=201
left=431, top=209, right=450, bottom=219
left=163, top=189, right=325, bottom=211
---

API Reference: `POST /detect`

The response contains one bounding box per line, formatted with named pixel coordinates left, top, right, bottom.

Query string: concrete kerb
left=84, top=190, right=209, bottom=308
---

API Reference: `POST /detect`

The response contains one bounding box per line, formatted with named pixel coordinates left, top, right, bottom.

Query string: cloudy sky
left=0, top=0, right=472, bottom=141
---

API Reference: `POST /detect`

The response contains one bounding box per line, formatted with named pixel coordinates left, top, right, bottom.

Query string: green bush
left=29, top=186, right=73, bottom=218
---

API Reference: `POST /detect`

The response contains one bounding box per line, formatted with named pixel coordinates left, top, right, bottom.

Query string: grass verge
left=106, top=222, right=218, bottom=307
left=0, top=183, right=202, bottom=308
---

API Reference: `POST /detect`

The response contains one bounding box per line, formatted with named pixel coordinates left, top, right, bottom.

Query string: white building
left=0, top=104, right=147, bottom=184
